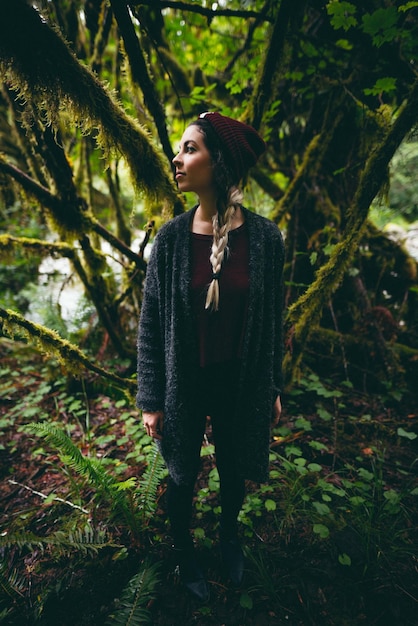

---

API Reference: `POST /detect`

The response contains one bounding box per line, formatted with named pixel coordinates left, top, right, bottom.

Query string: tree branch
left=248, top=0, right=306, bottom=130
left=0, top=158, right=147, bottom=270
left=110, top=0, right=175, bottom=164
left=128, top=0, right=270, bottom=22
left=0, top=307, right=137, bottom=395
left=285, top=75, right=418, bottom=378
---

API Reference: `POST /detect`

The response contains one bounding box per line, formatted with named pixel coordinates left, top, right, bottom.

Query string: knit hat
left=198, top=112, right=266, bottom=183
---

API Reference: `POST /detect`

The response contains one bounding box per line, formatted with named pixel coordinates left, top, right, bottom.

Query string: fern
left=135, top=445, right=165, bottom=524
left=0, top=526, right=117, bottom=558
left=105, top=560, right=160, bottom=626
left=25, top=423, right=163, bottom=538
left=0, top=558, right=26, bottom=600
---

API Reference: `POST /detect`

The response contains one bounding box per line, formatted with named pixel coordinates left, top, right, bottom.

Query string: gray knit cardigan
left=136, top=206, right=285, bottom=485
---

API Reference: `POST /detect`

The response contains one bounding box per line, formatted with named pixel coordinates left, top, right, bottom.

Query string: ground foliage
left=0, top=339, right=417, bottom=625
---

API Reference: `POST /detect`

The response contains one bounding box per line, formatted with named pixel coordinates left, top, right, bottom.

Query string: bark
left=109, top=0, right=176, bottom=165
left=285, top=76, right=418, bottom=380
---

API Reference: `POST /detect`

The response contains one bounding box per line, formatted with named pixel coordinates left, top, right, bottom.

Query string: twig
left=8, top=479, right=89, bottom=514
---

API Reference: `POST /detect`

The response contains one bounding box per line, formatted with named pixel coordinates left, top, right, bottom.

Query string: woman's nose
left=172, top=152, right=182, bottom=167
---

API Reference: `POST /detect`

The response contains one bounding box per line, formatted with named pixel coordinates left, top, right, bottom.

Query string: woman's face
left=172, top=125, right=214, bottom=195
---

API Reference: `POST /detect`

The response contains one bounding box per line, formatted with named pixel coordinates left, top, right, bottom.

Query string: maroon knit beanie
left=198, top=112, right=266, bottom=183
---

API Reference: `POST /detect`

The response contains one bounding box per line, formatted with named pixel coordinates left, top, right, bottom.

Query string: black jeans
left=166, top=360, right=245, bottom=548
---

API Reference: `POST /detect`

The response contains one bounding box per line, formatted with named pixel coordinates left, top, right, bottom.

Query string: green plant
left=336, top=454, right=416, bottom=571
left=105, top=560, right=160, bottom=625
left=24, top=422, right=165, bottom=539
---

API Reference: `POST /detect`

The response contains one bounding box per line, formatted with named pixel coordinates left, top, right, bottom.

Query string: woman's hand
left=271, top=395, right=282, bottom=427
left=142, top=411, right=164, bottom=440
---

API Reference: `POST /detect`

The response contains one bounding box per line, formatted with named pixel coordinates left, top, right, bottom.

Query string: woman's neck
left=192, top=203, right=216, bottom=235
left=191, top=202, right=244, bottom=235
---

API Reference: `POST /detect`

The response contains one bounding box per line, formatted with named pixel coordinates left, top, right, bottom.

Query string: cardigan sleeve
left=136, top=237, right=166, bottom=412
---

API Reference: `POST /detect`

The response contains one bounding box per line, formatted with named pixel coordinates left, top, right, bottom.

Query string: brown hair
left=191, top=118, right=243, bottom=311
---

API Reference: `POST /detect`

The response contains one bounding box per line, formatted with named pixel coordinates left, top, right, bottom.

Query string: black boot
left=174, top=545, right=210, bottom=603
left=220, top=536, right=244, bottom=588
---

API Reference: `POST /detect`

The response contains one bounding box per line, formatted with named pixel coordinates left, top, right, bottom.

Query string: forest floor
left=0, top=338, right=417, bottom=626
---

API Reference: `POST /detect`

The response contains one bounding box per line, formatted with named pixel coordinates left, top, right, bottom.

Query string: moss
left=0, top=0, right=179, bottom=215
left=0, top=306, right=136, bottom=397
left=0, top=234, right=75, bottom=261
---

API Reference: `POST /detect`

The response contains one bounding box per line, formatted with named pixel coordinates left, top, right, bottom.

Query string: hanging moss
left=285, top=76, right=418, bottom=381
left=0, top=0, right=180, bottom=214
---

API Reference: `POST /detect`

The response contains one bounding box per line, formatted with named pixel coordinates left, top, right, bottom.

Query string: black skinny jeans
left=166, top=360, right=245, bottom=549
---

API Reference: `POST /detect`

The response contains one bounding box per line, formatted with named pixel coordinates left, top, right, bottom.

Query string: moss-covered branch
left=247, top=0, right=306, bottom=130
left=129, top=0, right=269, bottom=21
left=0, top=234, right=75, bottom=260
left=110, top=0, right=175, bottom=164
left=0, top=155, right=64, bottom=215
left=0, top=307, right=136, bottom=395
left=0, top=0, right=182, bottom=214
left=285, top=76, right=418, bottom=378
left=0, top=158, right=147, bottom=270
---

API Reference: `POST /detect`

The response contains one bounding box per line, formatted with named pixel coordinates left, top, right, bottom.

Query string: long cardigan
left=136, top=206, right=285, bottom=485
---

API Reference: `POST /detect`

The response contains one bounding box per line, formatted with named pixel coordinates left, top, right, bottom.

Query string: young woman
left=137, top=112, right=285, bottom=602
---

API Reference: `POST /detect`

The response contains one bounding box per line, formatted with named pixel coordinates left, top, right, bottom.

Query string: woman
left=137, top=112, right=285, bottom=602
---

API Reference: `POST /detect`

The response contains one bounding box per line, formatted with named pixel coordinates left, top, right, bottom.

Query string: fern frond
left=0, top=558, right=26, bottom=600
left=25, top=423, right=143, bottom=535
left=0, top=527, right=117, bottom=558
left=105, top=560, right=160, bottom=626
left=135, top=445, right=165, bottom=522
left=0, top=532, right=45, bottom=552
left=27, top=423, right=120, bottom=493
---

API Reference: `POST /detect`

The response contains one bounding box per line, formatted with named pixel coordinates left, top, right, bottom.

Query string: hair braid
left=205, top=187, right=243, bottom=311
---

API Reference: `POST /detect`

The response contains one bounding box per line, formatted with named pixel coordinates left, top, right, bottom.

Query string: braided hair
left=191, top=118, right=243, bottom=311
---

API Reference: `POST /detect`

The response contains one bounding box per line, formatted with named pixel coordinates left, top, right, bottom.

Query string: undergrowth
left=0, top=343, right=417, bottom=625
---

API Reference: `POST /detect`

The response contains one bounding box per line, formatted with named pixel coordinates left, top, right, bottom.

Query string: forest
left=0, top=0, right=417, bottom=624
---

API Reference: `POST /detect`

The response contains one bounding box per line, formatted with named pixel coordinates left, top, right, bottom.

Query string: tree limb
left=285, top=76, right=418, bottom=377
left=248, top=0, right=306, bottom=130
left=128, top=0, right=270, bottom=22
left=110, top=0, right=175, bottom=164
left=0, top=307, right=137, bottom=395
left=0, top=158, right=147, bottom=270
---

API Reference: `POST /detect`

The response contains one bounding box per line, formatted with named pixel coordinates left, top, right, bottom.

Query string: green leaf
left=307, top=463, right=322, bottom=473
left=312, top=501, right=330, bottom=515
left=265, top=499, right=277, bottom=512
left=362, top=8, right=398, bottom=46
left=338, top=553, right=352, bottom=566
left=308, top=440, right=329, bottom=452
left=313, top=523, right=329, bottom=538
left=309, top=251, right=318, bottom=265
left=317, top=407, right=333, bottom=421
left=295, top=417, right=312, bottom=431
left=349, top=496, right=366, bottom=506
left=327, top=1, right=357, bottom=31
left=239, top=592, right=253, bottom=609
left=397, top=427, right=417, bottom=440
left=364, top=77, right=397, bottom=96
left=194, top=527, right=205, bottom=540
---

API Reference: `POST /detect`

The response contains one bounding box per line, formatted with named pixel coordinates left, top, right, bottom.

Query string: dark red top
left=190, top=223, right=250, bottom=367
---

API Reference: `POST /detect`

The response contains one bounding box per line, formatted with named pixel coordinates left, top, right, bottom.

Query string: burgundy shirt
left=190, top=223, right=250, bottom=367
